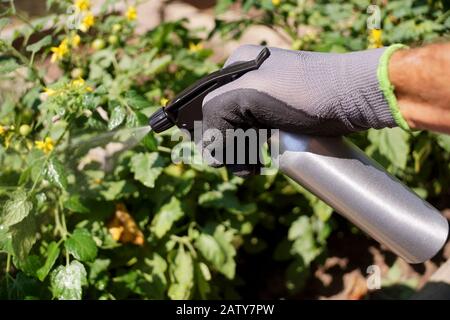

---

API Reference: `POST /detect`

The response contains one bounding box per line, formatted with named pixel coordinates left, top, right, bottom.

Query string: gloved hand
left=201, top=44, right=403, bottom=176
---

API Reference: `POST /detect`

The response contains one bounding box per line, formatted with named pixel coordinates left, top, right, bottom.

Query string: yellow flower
left=0, top=126, right=5, bottom=136
left=35, top=137, right=54, bottom=154
left=75, top=0, right=90, bottom=11
left=125, top=6, right=137, bottom=21
left=70, top=33, right=81, bottom=48
left=71, top=78, right=93, bottom=92
left=43, top=87, right=57, bottom=96
left=50, top=39, right=69, bottom=63
left=160, top=97, right=169, bottom=107
left=189, top=42, right=203, bottom=53
left=368, top=28, right=383, bottom=49
left=71, top=77, right=86, bottom=87
left=80, top=12, right=95, bottom=32
left=272, top=0, right=280, bottom=6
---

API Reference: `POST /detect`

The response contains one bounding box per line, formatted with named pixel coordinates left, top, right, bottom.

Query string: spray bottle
left=148, top=47, right=448, bottom=264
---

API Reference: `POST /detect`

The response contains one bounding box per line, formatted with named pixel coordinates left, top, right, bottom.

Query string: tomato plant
left=0, top=0, right=449, bottom=299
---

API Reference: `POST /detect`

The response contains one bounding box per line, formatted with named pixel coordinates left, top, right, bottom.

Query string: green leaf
left=195, top=262, right=211, bottom=299
left=108, top=105, right=126, bottom=130
left=89, top=260, right=111, bottom=292
left=125, top=91, right=149, bottom=110
left=0, top=58, right=20, bottom=74
left=215, top=0, right=233, bottom=14
left=288, top=216, right=322, bottom=266
left=168, top=246, right=194, bottom=300
left=198, top=190, right=256, bottom=215
left=64, top=195, right=89, bottom=213
left=288, top=216, right=311, bottom=241
left=36, top=242, right=60, bottom=281
left=368, top=127, right=410, bottom=170
left=0, top=226, right=11, bottom=253
left=1, top=190, right=32, bottom=228
left=195, top=233, right=225, bottom=270
left=10, top=214, right=37, bottom=262
left=436, top=134, right=450, bottom=153
left=212, top=225, right=236, bottom=279
left=46, top=157, right=68, bottom=190
left=130, top=152, right=164, bottom=188
left=50, top=260, right=87, bottom=300
left=65, top=228, right=98, bottom=262
left=151, top=196, right=184, bottom=238
left=311, top=199, right=333, bottom=222
left=147, top=55, right=172, bottom=75
left=100, top=180, right=137, bottom=200
left=16, top=255, right=41, bottom=278
left=26, top=35, right=52, bottom=53
left=142, top=253, right=168, bottom=299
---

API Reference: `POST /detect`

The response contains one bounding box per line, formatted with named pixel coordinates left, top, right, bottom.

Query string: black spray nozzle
left=148, top=47, right=271, bottom=133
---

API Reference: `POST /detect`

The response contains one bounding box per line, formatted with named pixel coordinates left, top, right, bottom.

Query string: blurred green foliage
left=0, top=0, right=449, bottom=299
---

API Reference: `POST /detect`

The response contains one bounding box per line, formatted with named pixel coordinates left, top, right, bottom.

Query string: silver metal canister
left=270, top=130, right=449, bottom=264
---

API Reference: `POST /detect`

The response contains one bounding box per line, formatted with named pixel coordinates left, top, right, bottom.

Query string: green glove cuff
left=377, top=44, right=410, bottom=131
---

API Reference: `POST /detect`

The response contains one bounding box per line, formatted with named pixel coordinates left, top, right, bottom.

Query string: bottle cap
left=148, top=107, right=174, bottom=133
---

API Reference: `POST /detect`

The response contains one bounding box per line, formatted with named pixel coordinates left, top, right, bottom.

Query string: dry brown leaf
left=107, top=203, right=145, bottom=246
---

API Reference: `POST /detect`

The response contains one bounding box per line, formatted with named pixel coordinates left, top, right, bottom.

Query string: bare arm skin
left=389, top=43, right=450, bottom=134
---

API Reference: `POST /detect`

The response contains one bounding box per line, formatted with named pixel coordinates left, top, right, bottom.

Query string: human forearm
left=389, top=43, right=450, bottom=134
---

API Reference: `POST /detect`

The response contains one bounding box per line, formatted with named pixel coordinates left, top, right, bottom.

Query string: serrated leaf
left=50, top=260, right=87, bottom=300
left=1, top=190, right=32, bottom=228
left=10, top=214, right=37, bottom=262
left=26, top=35, right=52, bottom=53
left=130, top=152, right=164, bottom=188
left=108, top=105, right=126, bottom=130
left=368, top=127, right=409, bottom=169
left=195, top=233, right=225, bottom=269
left=46, top=158, right=68, bottom=190
left=168, top=246, right=194, bottom=300
left=151, top=196, right=184, bottom=238
left=212, top=225, right=236, bottom=279
left=65, top=228, right=98, bottom=262
left=125, top=91, right=149, bottom=110
left=37, top=242, right=60, bottom=281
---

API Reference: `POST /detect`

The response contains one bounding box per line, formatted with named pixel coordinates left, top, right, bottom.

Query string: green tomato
left=71, top=68, right=84, bottom=79
left=92, top=38, right=106, bottom=50
left=108, top=35, right=119, bottom=45
left=112, top=23, right=122, bottom=33
left=19, top=124, right=32, bottom=136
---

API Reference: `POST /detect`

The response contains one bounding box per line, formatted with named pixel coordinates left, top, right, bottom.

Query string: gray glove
left=201, top=45, right=397, bottom=176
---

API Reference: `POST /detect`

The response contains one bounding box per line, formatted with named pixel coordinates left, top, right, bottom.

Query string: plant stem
left=157, top=146, right=172, bottom=153
left=5, top=253, right=11, bottom=274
